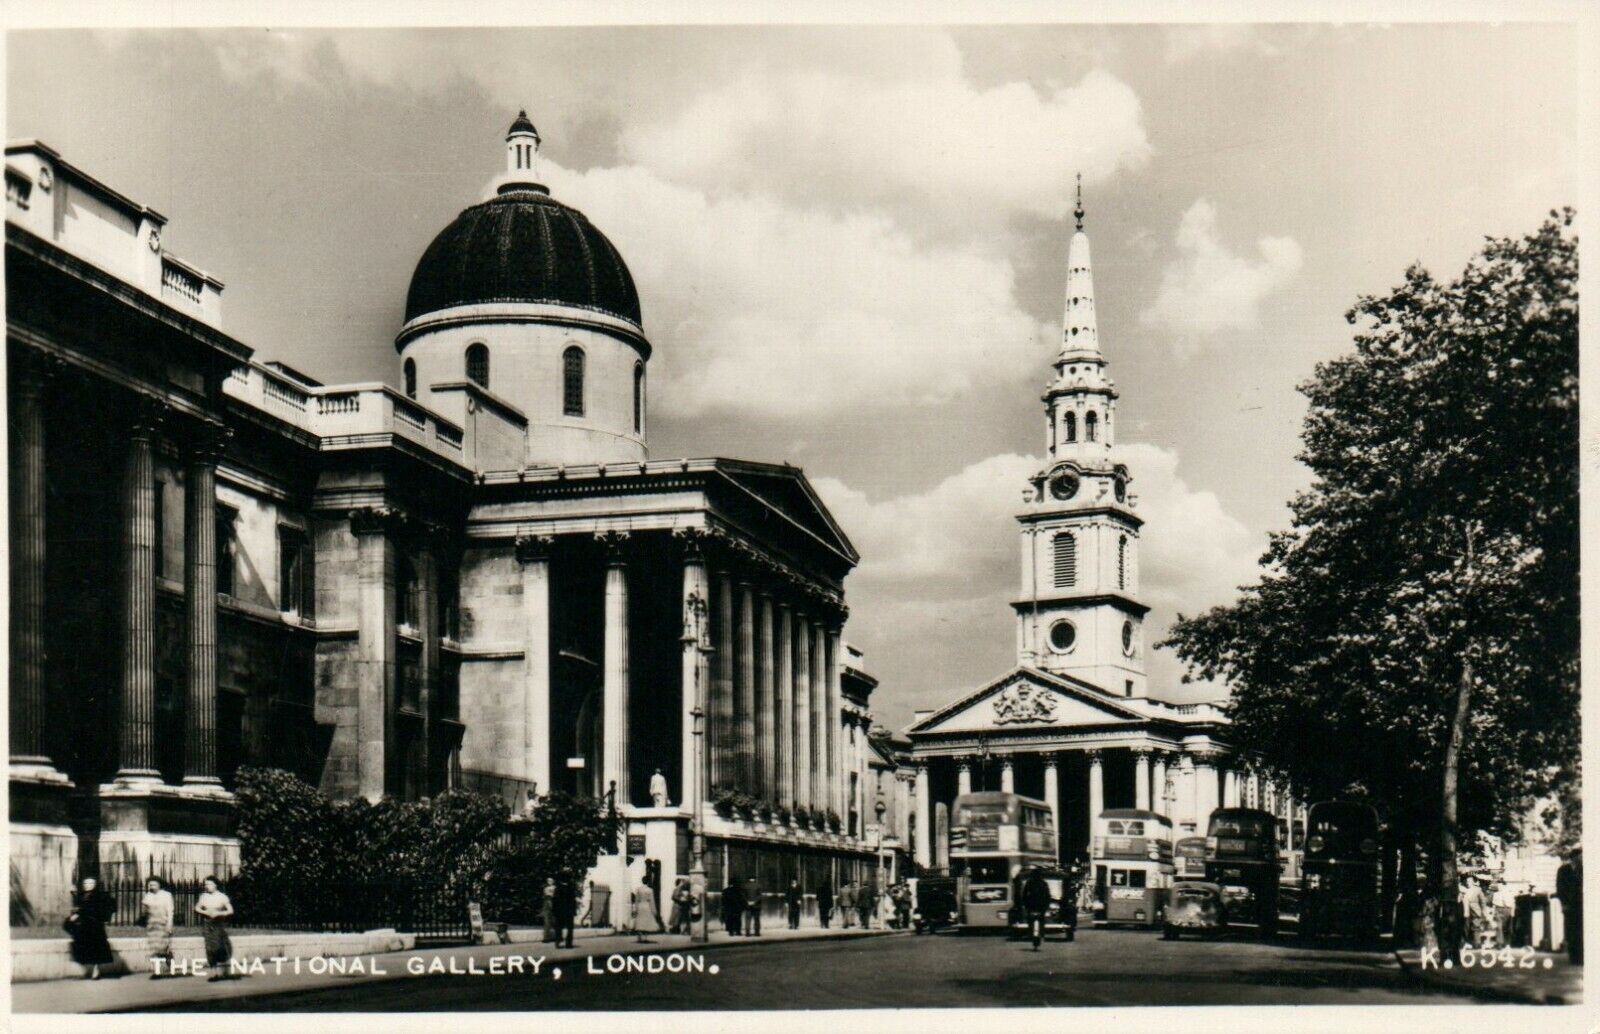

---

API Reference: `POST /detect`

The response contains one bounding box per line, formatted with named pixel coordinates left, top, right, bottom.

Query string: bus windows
left=1110, top=869, right=1129, bottom=887
left=1127, top=870, right=1147, bottom=889
left=957, top=858, right=1010, bottom=883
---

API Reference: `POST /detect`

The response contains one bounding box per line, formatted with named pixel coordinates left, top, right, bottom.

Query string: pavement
left=1392, top=945, right=1582, bottom=1005
left=10, top=920, right=893, bottom=1014
left=31, top=923, right=1520, bottom=1012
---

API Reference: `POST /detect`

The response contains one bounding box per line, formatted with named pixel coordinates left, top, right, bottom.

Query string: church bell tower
left=1015, top=178, right=1148, bottom=698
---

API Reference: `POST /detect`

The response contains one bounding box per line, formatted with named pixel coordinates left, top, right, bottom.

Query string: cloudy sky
left=7, top=22, right=1578, bottom=731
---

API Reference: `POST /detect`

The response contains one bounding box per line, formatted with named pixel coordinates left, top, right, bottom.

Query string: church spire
left=1061, top=175, right=1099, bottom=358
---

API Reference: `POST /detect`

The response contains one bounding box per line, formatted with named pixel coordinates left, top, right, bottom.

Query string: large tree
left=1162, top=211, right=1578, bottom=956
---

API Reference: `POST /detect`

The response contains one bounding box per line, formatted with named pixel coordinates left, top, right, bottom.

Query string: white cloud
left=1140, top=199, right=1303, bottom=358
left=1163, top=25, right=1280, bottom=63
left=543, top=163, right=1053, bottom=419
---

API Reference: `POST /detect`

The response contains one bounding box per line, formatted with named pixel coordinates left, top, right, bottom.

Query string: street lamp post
left=874, top=795, right=887, bottom=927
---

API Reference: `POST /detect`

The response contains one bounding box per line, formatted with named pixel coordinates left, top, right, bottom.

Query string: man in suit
left=817, top=881, right=834, bottom=929
left=722, top=879, right=744, bottom=936
left=743, top=877, right=763, bottom=936
left=786, top=879, right=804, bottom=929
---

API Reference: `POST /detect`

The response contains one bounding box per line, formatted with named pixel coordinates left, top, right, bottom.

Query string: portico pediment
left=908, top=667, right=1144, bottom=736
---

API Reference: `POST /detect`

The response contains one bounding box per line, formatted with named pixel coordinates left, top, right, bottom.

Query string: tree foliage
left=1161, top=210, right=1578, bottom=949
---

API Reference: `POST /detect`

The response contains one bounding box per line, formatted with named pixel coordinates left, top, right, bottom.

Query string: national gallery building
left=6, top=115, right=884, bottom=923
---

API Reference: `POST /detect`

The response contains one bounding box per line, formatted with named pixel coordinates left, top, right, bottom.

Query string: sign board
left=566, top=757, right=586, bottom=769
left=467, top=901, right=484, bottom=940
left=627, top=834, right=647, bottom=856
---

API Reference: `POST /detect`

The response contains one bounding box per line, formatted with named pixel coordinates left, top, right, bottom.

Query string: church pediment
left=908, top=667, right=1144, bottom=735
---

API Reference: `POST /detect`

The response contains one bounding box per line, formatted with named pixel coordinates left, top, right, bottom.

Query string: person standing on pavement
left=668, top=877, right=690, bottom=934
left=194, top=875, right=237, bottom=981
left=743, top=876, right=763, bottom=936
left=553, top=875, right=578, bottom=949
left=139, top=876, right=176, bottom=979
left=542, top=876, right=558, bottom=943
left=1021, top=866, right=1052, bottom=951
left=839, top=881, right=856, bottom=928
left=786, top=879, right=803, bottom=929
left=894, top=883, right=912, bottom=930
left=65, top=876, right=115, bottom=980
left=817, top=881, right=834, bottom=929
left=722, top=879, right=744, bottom=935
left=857, top=882, right=875, bottom=929
left=1556, top=849, right=1582, bottom=964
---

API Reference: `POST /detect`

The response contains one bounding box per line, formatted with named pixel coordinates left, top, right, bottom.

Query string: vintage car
left=911, top=876, right=960, bottom=934
left=1006, top=867, right=1080, bottom=942
left=1162, top=881, right=1227, bottom=939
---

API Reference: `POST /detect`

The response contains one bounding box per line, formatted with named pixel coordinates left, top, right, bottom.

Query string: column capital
left=1131, top=747, right=1154, bottom=760
left=349, top=506, right=401, bottom=537
left=1000, top=757, right=1015, bottom=770
left=956, top=757, right=971, bottom=772
left=1188, top=746, right=1222, bottom=766
left=1042, top=752, right=1060, bottom=771
left=596, top=529, right=631, bottom=563
left=186, top=424, right=232, bottom=467
left=1084, top=748, right=1105, bottom=764
left=514, top=532, right=557, bottom=564
left=128, top=396, right=168, bottom=441
left=11, top=349, right=66, bottom=397
left=672, top=525, right=711, bottom=560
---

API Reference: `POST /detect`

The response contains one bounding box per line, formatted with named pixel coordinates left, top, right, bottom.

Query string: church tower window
left=1063, top=412, right=1076, bottom=442
left=563, top=345, right=585, bottom=417
left=1052, top=532, right=1077, bottom=588
left=1086, top=410, right=1098, bottom=442
left=465, top=343, right=489, bottom=389
left=403, top=358, right=417, bottom=399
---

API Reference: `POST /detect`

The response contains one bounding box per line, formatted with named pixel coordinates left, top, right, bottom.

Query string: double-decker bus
left=1205, top=807, right=1281, bottom=936
left=1091, top=809, right=1174, bottom=928
left=1298, top=800, right=1382, bottom=942
left=949, top=791, right=1056, bottom=930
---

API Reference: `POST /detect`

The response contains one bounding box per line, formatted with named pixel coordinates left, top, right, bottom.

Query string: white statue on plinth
left=650, top=768, right=670, bottom=808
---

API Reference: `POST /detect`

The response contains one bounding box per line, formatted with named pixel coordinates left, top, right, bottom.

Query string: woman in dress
left=65, top=876, right=116, bottom=979
left=193, top=875, right=236, bottom=981
left=139, top=876, right=176, bottom=978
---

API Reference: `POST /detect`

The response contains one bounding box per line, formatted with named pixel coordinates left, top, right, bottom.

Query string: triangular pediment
left=908, top=667, right=1145, bottom=735
left=713, top=459, right=859, bottom=566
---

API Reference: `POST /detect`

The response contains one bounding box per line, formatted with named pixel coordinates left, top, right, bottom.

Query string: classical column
left=809, top=619, right=827, bottom=815
left=351, top=506, right=398, bottom=801
left=600, top=532, right=631, bottom=805
left=1043, top=754, right=1061, bottom=861
left=712, top=570, right=734, bottom=792
left=8, top=356, right=59, bottom=774
left=956, top=759, right=972, bottom=797
left=1193, top=754, right=1219, bottom=824
left=775, top=602, right=794, bottom=809
left=826, top=624, right=843, bottom=818
left=1087, top=750, right=1104, bottom=826
left=1223, top=768, right=1240, bottom=808
left=181, top=429, right=227, bottom=789
left=516, top=533, right=555, bottom=803
left=1180, top=754, right=1199, bottom=829
left=415, top=534, right=442, bottom=794
left=735, top=582, right=756, bottom=791
left=114, top=401, right=163, bottom=784
left=792, top=616, right=812, bottom=811
left=675, top=529, right=708, bottom=808
left=1000, top=758, right=1015, bottom=794
left=756, top=591, right=775, bottom=798
left=1133, top=749, right=1152, bottom=811
left=913, top=764, right=931, bottom=868
left=1154, top=753, right=1170, bottom=816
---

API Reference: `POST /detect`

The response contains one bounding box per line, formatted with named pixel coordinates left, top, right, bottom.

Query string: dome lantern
left=505, top=109, right=542, bottom=188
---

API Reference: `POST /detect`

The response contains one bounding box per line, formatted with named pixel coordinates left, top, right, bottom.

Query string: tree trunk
left=1436, top=651, right=1473, bottom=959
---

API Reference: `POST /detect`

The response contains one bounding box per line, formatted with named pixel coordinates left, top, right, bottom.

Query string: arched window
left=1085, top=410, right=1098, bottom=442
left=563, top=345, right=585, bottom=417
left=633, top=362, right=645, bottom=434
left=403, top=358, right=417, bottom=399
left=465, top=343, right=489, bottom=389
left=1063, top=412, right=1077, bottom=442
left=1052, top=532, right=1077, bottom=588
left=1118, top=535, right=1128, bottom=590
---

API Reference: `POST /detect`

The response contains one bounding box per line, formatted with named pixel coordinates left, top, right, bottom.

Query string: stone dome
left=403, top=186, right=641, bottom=328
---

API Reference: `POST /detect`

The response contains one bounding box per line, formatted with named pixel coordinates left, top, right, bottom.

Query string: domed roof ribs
left=561, top=207, right=599, bottom=310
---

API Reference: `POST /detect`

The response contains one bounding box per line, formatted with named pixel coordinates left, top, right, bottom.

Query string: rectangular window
left=1125, top=680, right=1134, bottom=697
left=215, top=505, right=237, bottom=597
left=278, top=525, right=312, bottom=618
left=1052, top=533, right=1076, bottom=588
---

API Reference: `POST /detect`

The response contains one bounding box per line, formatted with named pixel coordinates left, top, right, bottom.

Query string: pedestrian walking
left=194, top=875, right=236, bottom=981
left=743, top=877, right=763, bottom=936
left=542, top=876, right=558, bottom=943
left=817, top=881, right=834, bottom=929
left=786, top=879, right=803, bottom=929
left=139, top=876, right=176, bottom=978
left=633, top=878, right=664, bottom=933
left=1492, top=878, right=1516, bottom=949
left=65, top=876, right=115, bottom=980
left=668, top=877, right=690, bottom=934
left=893, top=884, right=912, bottom=930
left=722, top=879, right=745, bottom=935
left=553, top=876, right=578, bottom=949
left=857, top=882, right=875, bottom=929
left=1556, top=849, right=1582, bottom=964
left=1459, top=875, right=1487, bottom=947
left=1021, top=866, right=1052, bottom=951
left=839, top=881, right=856, bottom=928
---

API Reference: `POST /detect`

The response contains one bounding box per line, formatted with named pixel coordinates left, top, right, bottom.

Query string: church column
left=775, top=602, right=794, bottom=809
left=1179, top=754, right=1199, bottom=829
left=516, top=534, right=555, bottom=803
left=956, top=759, right=972, bottom=798
left=1223, top=768, right=1240, bottom=808
left=826, top=624, right=843, bottom=819
left=676, top=529, right=708, bottom=809
left=736, top=581, right=756, bottom=791
left=1043, top=754, right=1061, bottom=861
left=8, top=355, right=60, bottom=774
left=711, top=568, right=734, bottom=792
left=351, top=507, right=398, bottom=801
left=1133, top=749, right=1152, bottom=811
left=1193, top=751, right=1219, bottom=826
left=600, top=532, right=630, bottom=805
left=792, top=616, right=812, bottom=811
left=809, top=618, right=827, bottom=816
left=756, top=590, right=775, bottom=799
left=1087, top=750, right=1104, bottom=826
left=914, top=764, right=931, bottom=868
left=181, top=429, right=227, bottom=789
left=114, top=401, right=163, bottom=784
left=1153, top=753, right=1170, bottom=815
left=1000, top=758, right=1015, bottom=794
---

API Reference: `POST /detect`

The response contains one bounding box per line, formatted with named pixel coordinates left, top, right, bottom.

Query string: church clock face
left=1050, top=471, right=1080, bottom=501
